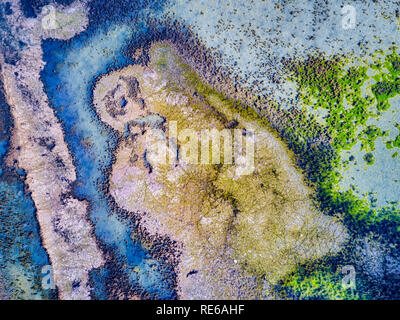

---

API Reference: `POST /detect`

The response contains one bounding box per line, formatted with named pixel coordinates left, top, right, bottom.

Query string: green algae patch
left=288, top=49, right=400, bottom=170
left=371, top=50, right=400, bottom=111
left=282, top=48, right=400, bottom=299
left=280, top=265, right=362, bottom=300
left=289, top=56, right=376, bottom=152
left=391, top=123, right=400, bottom=148
left=363, top=153, right=375, bottom=165
left=286, top=48, right=400, bottom=208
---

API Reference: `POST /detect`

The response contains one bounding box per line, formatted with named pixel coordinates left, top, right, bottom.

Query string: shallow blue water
left=41, top=20, right=177, bottom=299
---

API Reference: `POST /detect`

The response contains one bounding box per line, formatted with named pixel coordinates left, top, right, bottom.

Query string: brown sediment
left=94, top=42, right=347, bottom=299
left=0, top=2, right=103, bottom=299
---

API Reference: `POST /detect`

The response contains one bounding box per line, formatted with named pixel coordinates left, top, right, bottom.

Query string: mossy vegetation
left=280, top=266, right=361, bottom=300
left=363, top=153, right=375, bottom=165
left=286, top=47, right=400, bottom=217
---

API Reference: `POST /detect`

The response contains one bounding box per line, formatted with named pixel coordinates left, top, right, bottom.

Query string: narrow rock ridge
left=0, top=1, right=103, bottom=299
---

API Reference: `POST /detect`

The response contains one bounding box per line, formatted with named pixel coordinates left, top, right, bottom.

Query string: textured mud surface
left=93, top=43, right=346, bottom=298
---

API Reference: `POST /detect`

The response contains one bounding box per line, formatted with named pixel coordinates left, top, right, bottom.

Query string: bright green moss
left=290, top=49, right=400, bottom=157
left=281, top=268, right=361, bottom=300
left=286, top=49, right=400, bottom=223
left=392, top=123, right=400, bottom=148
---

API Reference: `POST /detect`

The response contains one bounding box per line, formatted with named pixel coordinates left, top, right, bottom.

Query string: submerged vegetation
left=289, top=48, right=400, bottom=155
